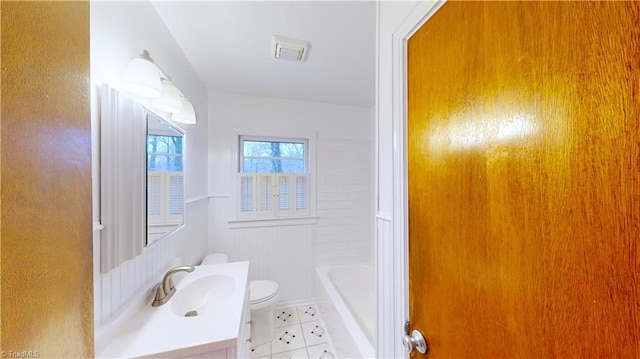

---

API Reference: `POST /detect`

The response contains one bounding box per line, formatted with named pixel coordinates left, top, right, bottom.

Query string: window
left=147, top=133, right=184, bottom=227
left=233, top=133, right=316, bottom=224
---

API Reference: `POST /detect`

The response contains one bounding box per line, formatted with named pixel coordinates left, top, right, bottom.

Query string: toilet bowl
left=249, top=279, right=280, bottom=344
left=200, top=253, right=280, bottom=343
left=249, top=280, right=280, bottom=310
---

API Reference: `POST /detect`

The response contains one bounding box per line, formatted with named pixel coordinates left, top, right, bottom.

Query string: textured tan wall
left=1, top=2, right=93, bottom=357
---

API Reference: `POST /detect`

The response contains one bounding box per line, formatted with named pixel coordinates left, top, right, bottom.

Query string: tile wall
left=315, top=138, right=373, bottom=267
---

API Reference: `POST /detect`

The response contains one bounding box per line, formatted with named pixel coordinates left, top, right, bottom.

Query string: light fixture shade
left=121, top=51, right=162, bottom=98
left=172, top=99, right=197, bottom=124
left=151, top=80, right=183, bottom=113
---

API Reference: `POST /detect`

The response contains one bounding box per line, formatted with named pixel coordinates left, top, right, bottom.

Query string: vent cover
left=271, top=35, right=310, bottom=62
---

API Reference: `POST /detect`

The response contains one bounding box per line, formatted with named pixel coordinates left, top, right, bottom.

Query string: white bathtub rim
left=316, top=265, right=375, bottom=359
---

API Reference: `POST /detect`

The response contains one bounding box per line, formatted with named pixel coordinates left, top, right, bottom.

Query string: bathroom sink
left=98, top=261, right=250, bottom=359
left=170, top=274, right=236, bottom=317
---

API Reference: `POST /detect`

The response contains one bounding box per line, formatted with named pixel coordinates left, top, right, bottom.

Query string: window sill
left=227, top=216, right=318, bottom=229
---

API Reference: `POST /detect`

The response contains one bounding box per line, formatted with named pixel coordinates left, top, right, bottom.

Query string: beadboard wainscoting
left=208, top=196, right=316, bottom=302
left=93, top=197, right=209, bottom=327
left=375, top=213, right=400, bottom=358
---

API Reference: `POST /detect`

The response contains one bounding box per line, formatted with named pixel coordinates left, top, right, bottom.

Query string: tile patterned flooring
left=250, top=304, right=336, bottom=359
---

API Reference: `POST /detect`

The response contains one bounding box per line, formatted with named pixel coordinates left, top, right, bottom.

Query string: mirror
left=146, top=111, right=185, bottom=245
left=100, top=85, right=146, bottom=273
left=100, top=85, right=186, bottom=272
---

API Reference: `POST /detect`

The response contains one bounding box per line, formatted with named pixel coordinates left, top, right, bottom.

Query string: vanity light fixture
left=171, top=98, right=197, bottom=124
left=151, top=79, right=183, bottom=113
left=122, top=50, right=197, bottom=124
left=122, top=50, right=163, bottom=98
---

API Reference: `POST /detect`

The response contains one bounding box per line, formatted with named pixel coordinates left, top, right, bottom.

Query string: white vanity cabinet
left=185, top=286, right=251, bottom=359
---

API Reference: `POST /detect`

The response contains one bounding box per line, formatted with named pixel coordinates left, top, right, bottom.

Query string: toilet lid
left=250, top=280, right=279, bottom=304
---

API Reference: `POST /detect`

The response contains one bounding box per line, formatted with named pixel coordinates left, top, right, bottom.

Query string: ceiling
left=152, top=1, right=376, bottom=107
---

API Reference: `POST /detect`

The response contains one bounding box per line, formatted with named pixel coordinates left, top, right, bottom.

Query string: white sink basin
left=170, top=275, right=235, bottom=317
left=97, top=261, right=250, bottom=359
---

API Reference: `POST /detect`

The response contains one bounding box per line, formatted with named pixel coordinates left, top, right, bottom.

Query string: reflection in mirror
left=146, top=112, right=185, bottom=245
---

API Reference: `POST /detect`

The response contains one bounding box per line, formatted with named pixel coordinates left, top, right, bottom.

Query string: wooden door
left=407, top=1, right=640, bottom=357
left=1, top=2, right=93, bottom=356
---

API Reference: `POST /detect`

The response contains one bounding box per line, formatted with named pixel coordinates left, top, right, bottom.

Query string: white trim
left=209, top=194, right=230, bottom=199
left=239, top=135, right=308, bottom=172
left=185, top=195, right=209, bottom=204
left=229, top=128, right=317, bottom=223
left=227, top=216, right=318, bottom=229
left=381, top=1, right=445, bottom=358
left=375, top=211, right=392, bottom=222
left=93, top=222, right=105, bottom=231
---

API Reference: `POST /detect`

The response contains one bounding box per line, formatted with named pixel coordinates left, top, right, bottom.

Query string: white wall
left=90, top=1, right=209, bottom=329
left=208, top=92, right=374, bottom=303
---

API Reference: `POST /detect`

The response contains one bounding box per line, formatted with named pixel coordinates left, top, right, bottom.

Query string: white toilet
left=249, top=279, right=280, bottom=310
left=199, top=253, right=228, bottom=265
left=200, top=253, right=280, bottom=344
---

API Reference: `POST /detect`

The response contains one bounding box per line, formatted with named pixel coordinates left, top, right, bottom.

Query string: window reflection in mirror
left=146, top=112, right=184, bottom=245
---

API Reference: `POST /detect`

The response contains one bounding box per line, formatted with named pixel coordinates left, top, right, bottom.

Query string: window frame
left=229, top=128, right=318, bottom=228
left=239, top=135, right=308, bottom=174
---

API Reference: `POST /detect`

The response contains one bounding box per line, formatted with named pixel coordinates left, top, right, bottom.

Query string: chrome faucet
left=152, top=265, right=195, bottom=307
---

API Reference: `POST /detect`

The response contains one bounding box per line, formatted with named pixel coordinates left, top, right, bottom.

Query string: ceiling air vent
left=271, top=35, right=310, bottom=62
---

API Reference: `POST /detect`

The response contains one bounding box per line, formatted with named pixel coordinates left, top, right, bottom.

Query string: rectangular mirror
left=146, top=112, right=185, bottom=245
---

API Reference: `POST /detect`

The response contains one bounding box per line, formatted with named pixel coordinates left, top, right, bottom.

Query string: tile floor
left=250, top=304, right=336, bottom=359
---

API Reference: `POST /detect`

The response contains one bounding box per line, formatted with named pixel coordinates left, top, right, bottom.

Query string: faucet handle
left=152, top=265, right=195, bottom=307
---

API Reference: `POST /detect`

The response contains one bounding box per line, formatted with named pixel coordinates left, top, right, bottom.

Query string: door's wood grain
left=1, top=2, right=93, bottom=357
left=408, top=1, right=640, bottom=357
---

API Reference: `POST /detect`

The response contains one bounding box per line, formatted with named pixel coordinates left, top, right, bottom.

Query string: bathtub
left=316, top=264, right=375, bottom=358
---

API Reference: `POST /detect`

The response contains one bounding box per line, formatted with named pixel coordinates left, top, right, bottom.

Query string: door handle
left=403, top=321, right=428, bottom=354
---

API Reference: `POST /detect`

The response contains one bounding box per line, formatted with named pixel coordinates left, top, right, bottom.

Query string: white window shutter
left=168, top=172, right=184, bottom=222
left=147, top=172, right=163, bottom=224
left=257, top=174, right=274, bottom=217
left=295, top=175, right=308, bottom=210
left=278, top=175, right=291, bottom=210
left=294, top=175, right=310, bottom=215
left=238, top=174, right=255, bottom=218
left=236, top=172, right=311, bottom=220
left=275, top=175, right=293, bottom=217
